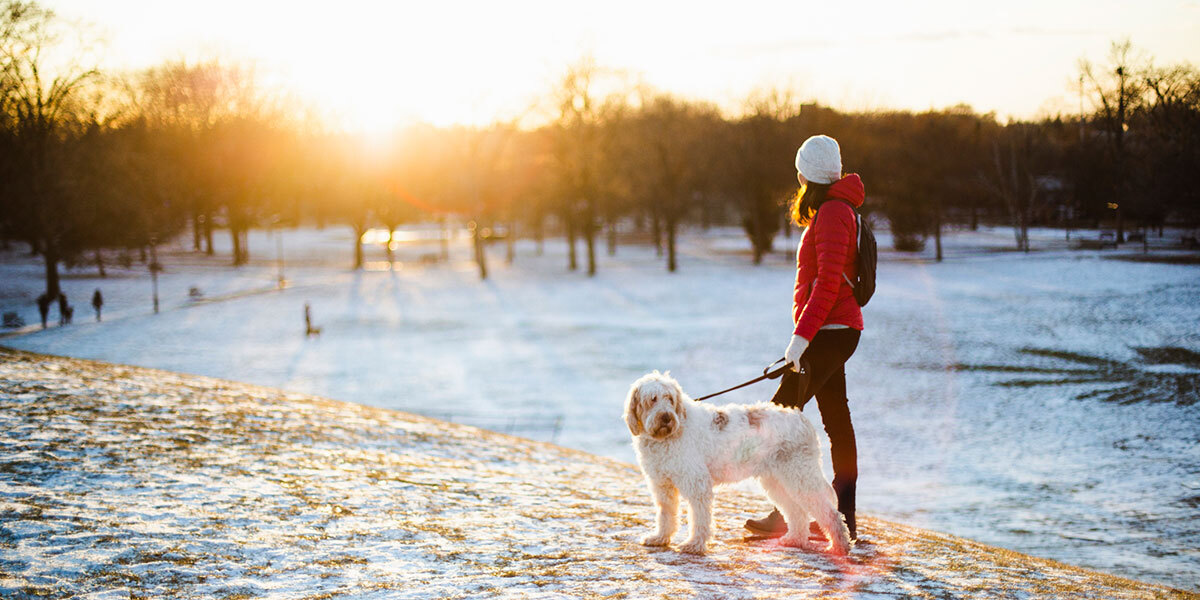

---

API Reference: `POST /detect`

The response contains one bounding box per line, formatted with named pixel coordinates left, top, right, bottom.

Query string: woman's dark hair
left=789, top=181, right=831, bottom=228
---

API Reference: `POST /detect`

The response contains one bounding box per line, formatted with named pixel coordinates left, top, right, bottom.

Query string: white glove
left=784, top=334, right=810, bottom=372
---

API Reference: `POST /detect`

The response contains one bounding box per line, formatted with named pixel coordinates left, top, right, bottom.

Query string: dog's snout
left=649, top=411, right=676, bottom=438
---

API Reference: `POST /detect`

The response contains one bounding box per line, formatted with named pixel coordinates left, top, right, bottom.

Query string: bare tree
left=0, top=0, right=100, bottom=301
left=979, top=122, right=1060, bottom=253
left=136, top=59, right=280, bottom=265
left=991, top=137, right=1034, bottom=252
left=135, top=59, right=251, bottom=255
left=1142, top=63, right=1200, bottom=237
left=724, top=88, right=801, bottom=264
left=629, top=94, right=721, bottom=271
left=549, top=56, right=628, bottom=276
left=456, top=123, right=517, bottom=279
left=1079, top=40, right=1146, bottom=243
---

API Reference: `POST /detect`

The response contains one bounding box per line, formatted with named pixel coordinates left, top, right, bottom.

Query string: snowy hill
left=1, top=349, right=1194, bottom=599
left=3, top=225, right=1200, bottom=591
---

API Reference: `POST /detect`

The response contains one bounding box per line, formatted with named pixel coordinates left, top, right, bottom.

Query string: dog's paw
left=641, top=533, right=671, bottom=547
left=825, top=539, right=852, bottom=556
left=779, top=534, right=821, bottom=552
left=677, top=539, right=708, bottom=555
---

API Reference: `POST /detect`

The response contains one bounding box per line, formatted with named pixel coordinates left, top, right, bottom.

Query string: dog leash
left=693, top=358, right=809, bottom=402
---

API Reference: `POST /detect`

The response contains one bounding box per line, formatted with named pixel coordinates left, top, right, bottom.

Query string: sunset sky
left=47, top=0, right=1200, bottom=131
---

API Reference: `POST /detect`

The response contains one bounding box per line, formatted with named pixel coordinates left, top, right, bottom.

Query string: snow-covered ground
left=1, top=224, right=1198, bottom=591
left=1, top=350, right=1190, bottom=599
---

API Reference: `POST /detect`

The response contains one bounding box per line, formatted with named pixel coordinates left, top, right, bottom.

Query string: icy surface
left=1, top=350, right=1193, bottom=599
left=2, top=225, right=1199, bottom=591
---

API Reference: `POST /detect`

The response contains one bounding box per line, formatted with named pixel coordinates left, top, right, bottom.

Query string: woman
left=745, top=134, right=864, bottom=541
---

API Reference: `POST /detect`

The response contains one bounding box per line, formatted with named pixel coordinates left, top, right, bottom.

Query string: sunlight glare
left=46, top=0, right=1200, bottom=127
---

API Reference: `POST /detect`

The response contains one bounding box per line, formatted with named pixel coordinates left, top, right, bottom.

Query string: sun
left=243, top=4, right=540, bottom=132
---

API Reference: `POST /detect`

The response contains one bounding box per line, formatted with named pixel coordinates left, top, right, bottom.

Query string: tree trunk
left=386, top=225, right=396, bottom=264
left=606, top=217, right=617, bottom=256
left=230, top=227, right=250, bottom=266
left=231, top=227, right=243, bottom=266
left=42, top=242, right=62, bottom=301
left=192, top=210, right=202, bottom=251
left=94, top=249, right=106, bottom=278
left=934, top=214, right=943, bottom=262
left=506, top=220, right=515, bottom=265
left=666, top=217, right=678, bottom=272
left=473, top=220, right=488, bottom=279
left=1023, top=185, right=1035, bottom=253
left=585, top=231, right=596, bottom=276
left=750, top=199, right=765, bottom=265
left=998, top=141, right=1032, bottom=253
left=203, top=212, right=214, bottom=255
left=385, top=226, right=395, bottom=265
left=440, top=215, right=450, bottom=261
left=584, top=202, right=596, bottom=277
left=651, top=209, right=663, bottom=257
left=150, top=243, right=160, bottom=314
left=353, top=224, right=365, bottom=270
left=565, top=210, right=578, bottom=271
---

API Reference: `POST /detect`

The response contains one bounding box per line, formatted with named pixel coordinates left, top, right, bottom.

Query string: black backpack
left=827, top=199, right=877, bottom=307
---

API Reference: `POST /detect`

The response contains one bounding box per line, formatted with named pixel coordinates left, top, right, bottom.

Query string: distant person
left=36, top=293, right=51, bottom=329
left=304, top=303, right=322, bottom=337
left=58, top=292, right=73, bottom=325
left=744, top=135, right=865, bottom=542
left=92, top=289, right=104, bottom=322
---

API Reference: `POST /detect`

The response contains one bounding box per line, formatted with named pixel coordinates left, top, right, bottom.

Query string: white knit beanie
left=794, top=135, right=842, bottom=184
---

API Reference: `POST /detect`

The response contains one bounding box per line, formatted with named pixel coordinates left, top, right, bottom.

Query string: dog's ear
left=669, top=383, right=687, bottom=422
left=624, top=386, right=644, bottom=436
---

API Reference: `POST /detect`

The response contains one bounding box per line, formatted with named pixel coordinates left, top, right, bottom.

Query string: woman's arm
left=793, top=202, right=856, bottom=340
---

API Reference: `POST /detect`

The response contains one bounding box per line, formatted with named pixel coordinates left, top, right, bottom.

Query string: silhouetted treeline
left=3, top=2, right=1198, bottom=295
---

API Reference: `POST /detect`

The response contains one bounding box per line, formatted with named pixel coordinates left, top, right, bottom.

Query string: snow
left=1, top=224, right=1199, bottom=592
left=0, top=350, right=1188, bottom=599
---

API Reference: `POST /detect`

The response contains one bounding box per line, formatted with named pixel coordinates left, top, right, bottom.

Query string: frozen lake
left=2, top=225, right=1198, bottom=591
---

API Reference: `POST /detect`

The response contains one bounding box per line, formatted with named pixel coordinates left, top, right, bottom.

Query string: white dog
left=624, top=371, right=851, bottom=556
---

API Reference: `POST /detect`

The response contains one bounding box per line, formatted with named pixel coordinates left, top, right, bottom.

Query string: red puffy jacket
left=792, top=173, right=865, bottom=340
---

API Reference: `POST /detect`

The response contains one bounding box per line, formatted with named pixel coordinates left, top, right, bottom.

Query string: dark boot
left=744, top=508, right=788, bottom=537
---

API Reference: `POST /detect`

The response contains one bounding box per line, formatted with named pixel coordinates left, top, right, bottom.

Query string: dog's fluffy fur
left=624, top=371, right=851, bottom=555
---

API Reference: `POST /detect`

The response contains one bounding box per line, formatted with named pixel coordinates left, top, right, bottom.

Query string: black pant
left=770, top=328, right=860, bottom=534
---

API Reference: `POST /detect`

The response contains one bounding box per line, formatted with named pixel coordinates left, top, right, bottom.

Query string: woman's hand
left=785, top=334, right=810, bottom=372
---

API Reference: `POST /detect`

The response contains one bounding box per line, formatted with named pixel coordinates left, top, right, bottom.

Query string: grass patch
left=1104, top=254, right=1200, bottom=265
left=313, top=555, right=368, bottom=567
left=953, top=346, right=1200, bottom=406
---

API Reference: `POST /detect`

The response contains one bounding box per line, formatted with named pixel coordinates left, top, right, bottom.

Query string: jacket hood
left=825, top=173, right=864, bottom=208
